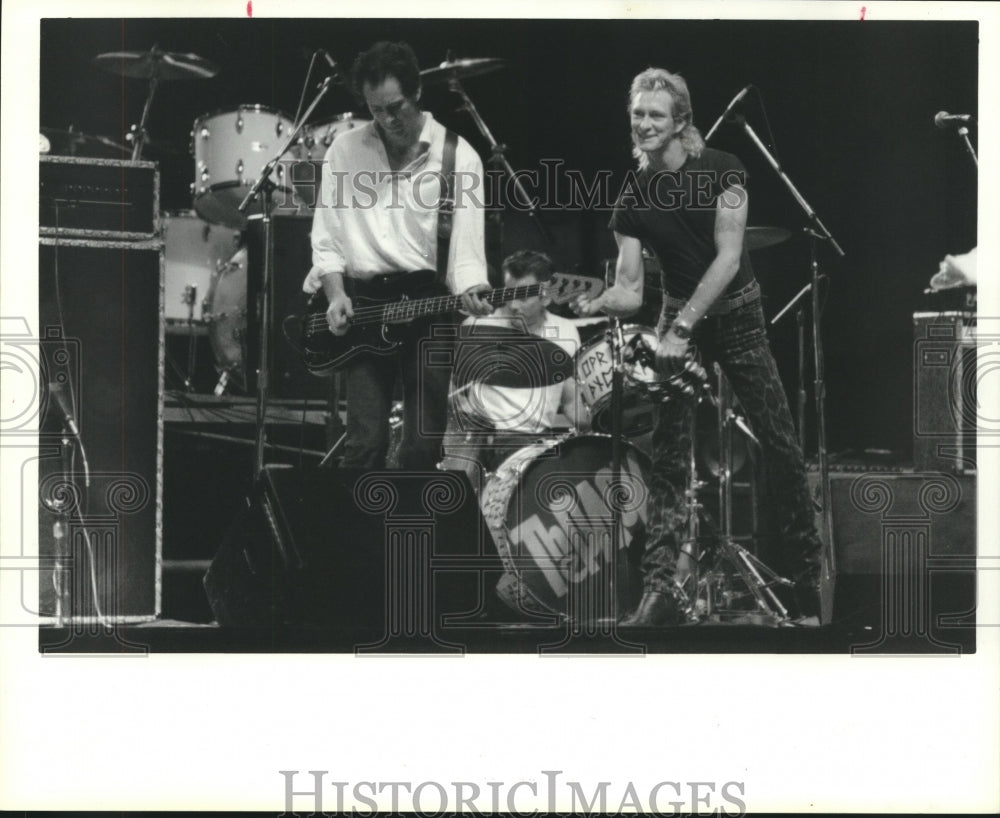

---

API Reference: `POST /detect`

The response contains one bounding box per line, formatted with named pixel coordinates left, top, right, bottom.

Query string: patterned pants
left=641, top=295, right=823, bottom=594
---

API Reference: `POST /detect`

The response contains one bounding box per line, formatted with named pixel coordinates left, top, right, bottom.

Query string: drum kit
left=443, top=307, right=796, bottom=627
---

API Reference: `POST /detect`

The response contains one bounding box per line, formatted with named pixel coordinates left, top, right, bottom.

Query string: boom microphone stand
left=730, top=113, right=845, bottom=580
left=239, top=77, right=334, bottom=475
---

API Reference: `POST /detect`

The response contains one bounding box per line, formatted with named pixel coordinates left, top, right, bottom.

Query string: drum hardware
left=180, top=284, right=199, bottom=392
left=712, top=111, right=845, bottom=606
left=675, top=365, right=793, bottom=625
left=39, top=127, right=127, bottom=159
left=93, top=46, right=218, bottom=161
left=428, top=52, right=551, bottom=250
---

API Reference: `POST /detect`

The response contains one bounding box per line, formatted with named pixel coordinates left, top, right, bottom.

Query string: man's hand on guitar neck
left=461, top=283, right=494, bottom=316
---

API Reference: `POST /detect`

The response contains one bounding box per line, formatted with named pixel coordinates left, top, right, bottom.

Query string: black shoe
left=620, top=590, right=684, bottom=627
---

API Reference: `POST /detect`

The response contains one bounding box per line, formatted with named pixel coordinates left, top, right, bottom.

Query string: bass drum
left=203, top=247, right=247, bottom=391
left=480, top=435, right=648, bottom=617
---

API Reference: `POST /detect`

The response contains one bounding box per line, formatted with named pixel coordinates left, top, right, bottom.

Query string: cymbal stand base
left=678, top=366, right=793, bottom=627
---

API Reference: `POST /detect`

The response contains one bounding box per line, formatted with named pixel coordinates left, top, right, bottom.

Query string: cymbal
left=453, top=324, right=574, bottom=389
left=420, top=57, right=506, bottom=85
left=745, top=226, right=791, bottom=252
left=40, top=127, right=127, bottom=158
left=93, top=48, right=219, bottom=80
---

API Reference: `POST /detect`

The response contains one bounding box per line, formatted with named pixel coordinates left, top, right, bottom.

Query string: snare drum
left=575, top=325, right=665, bottom=436
left=480, top=435, right=648, bottom=616
left=204, top=246, right=247, bottom=387
left=191, top=105, right=297, bottom=228
left=162, top=211, right=241, bottom=326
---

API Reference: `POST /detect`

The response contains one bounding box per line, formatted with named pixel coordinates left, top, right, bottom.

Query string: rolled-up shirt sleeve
left=306, top=141, right=348, bottom=291
left=446, top=142, right=489, bottom=295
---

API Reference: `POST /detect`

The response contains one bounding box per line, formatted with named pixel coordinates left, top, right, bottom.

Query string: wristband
left=669, top=322, right=692, bottom=341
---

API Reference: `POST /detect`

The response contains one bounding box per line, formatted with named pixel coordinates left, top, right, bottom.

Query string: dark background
left=39, top=17, right=979, bottom=460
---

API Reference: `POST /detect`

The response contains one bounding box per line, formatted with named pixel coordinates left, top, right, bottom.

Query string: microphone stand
left=956, top=124, right=978, bottom=168
left=239, top=77, right=334, bottom=476
left=733, top=113, right=844, bottom=579
left=770, top=278, right=811, bottom=450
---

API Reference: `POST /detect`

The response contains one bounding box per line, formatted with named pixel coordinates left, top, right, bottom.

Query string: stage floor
left=39, top=574, right=977, bottom=655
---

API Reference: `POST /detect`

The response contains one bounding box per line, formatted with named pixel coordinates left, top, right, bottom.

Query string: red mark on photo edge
left=247, top=1, right=253, bottom=17
left=860, top=6, right=867, bottom=20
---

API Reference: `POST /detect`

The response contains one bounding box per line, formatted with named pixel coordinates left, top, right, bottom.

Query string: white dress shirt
left=306, top=112, right=488, bottom=295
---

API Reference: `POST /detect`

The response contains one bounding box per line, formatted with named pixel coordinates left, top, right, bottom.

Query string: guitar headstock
left=545, top=272, right=606, bottom=305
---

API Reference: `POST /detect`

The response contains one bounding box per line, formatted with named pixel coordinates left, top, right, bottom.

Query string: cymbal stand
left=445, top=68, right=552, bottom=245
left=127, top=46, right=162, bottom=161
left=239, top=77, right=334, bottom=475
left=680, top=368, right=792, bottom=623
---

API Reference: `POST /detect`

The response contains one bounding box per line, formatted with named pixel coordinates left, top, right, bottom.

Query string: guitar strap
left=436, top=129, right=459, bottom=287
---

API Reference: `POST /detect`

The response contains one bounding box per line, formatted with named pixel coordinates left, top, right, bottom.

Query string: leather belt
left=662, top=281, right=760, bottom=316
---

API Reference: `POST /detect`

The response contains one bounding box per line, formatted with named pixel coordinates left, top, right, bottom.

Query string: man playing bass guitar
left=303, top=41, right=493, bottom=469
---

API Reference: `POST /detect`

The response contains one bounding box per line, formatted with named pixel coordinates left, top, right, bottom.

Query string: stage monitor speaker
left=244, top=215, right=328, bottom=400
left=203, top=466, right=503, bottom=631
left=913, top=312, right=976, bottom=474
left=811, top=470, right=975, bottom=576
left=37, top=238, right=163, bottom=622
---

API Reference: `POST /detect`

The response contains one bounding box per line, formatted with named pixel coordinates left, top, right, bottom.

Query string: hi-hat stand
left=676, top=366, right=793, bottom=625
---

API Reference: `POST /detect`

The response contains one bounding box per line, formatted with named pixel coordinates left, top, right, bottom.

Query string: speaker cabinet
left=203, top=466, right=503, bottom=641
left=37, top=238, right=163, bottom=622
left=913, top=312, right=976, bottom=474
left=814, top=470, right=975, bottom=575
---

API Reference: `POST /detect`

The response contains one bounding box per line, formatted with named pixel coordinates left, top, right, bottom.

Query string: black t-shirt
left=609, top=148, right=755, bottom=299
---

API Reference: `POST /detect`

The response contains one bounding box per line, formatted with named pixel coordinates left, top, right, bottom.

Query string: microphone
left=318, top=49, right=346, bottom=86
left=934, top=111, right=974, bottom=128
left=704, top=85, right=752, bottom=142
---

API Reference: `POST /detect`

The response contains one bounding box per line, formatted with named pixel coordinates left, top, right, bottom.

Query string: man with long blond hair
left=574, top=68, right=823, bottom=626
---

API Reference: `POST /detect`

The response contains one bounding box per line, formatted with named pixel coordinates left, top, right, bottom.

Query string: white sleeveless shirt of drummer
left=458, top=311, right=581, bottom=434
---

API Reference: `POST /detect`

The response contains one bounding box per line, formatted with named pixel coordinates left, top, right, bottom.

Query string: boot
left=620, top=590, right=684, bottom=627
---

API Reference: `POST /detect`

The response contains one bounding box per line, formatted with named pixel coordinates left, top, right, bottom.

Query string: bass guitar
left=286, top=269, right=605, bottom=374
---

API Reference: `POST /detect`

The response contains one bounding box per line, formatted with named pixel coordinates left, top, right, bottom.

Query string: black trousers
left=642, top=294, right=823, bottom=594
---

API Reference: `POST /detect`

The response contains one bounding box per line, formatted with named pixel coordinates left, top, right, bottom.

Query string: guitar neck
left=355, top=283, right=544, bottom=327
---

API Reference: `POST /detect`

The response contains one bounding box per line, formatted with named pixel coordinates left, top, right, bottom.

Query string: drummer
left=444, top=250, right=589, bottom=490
